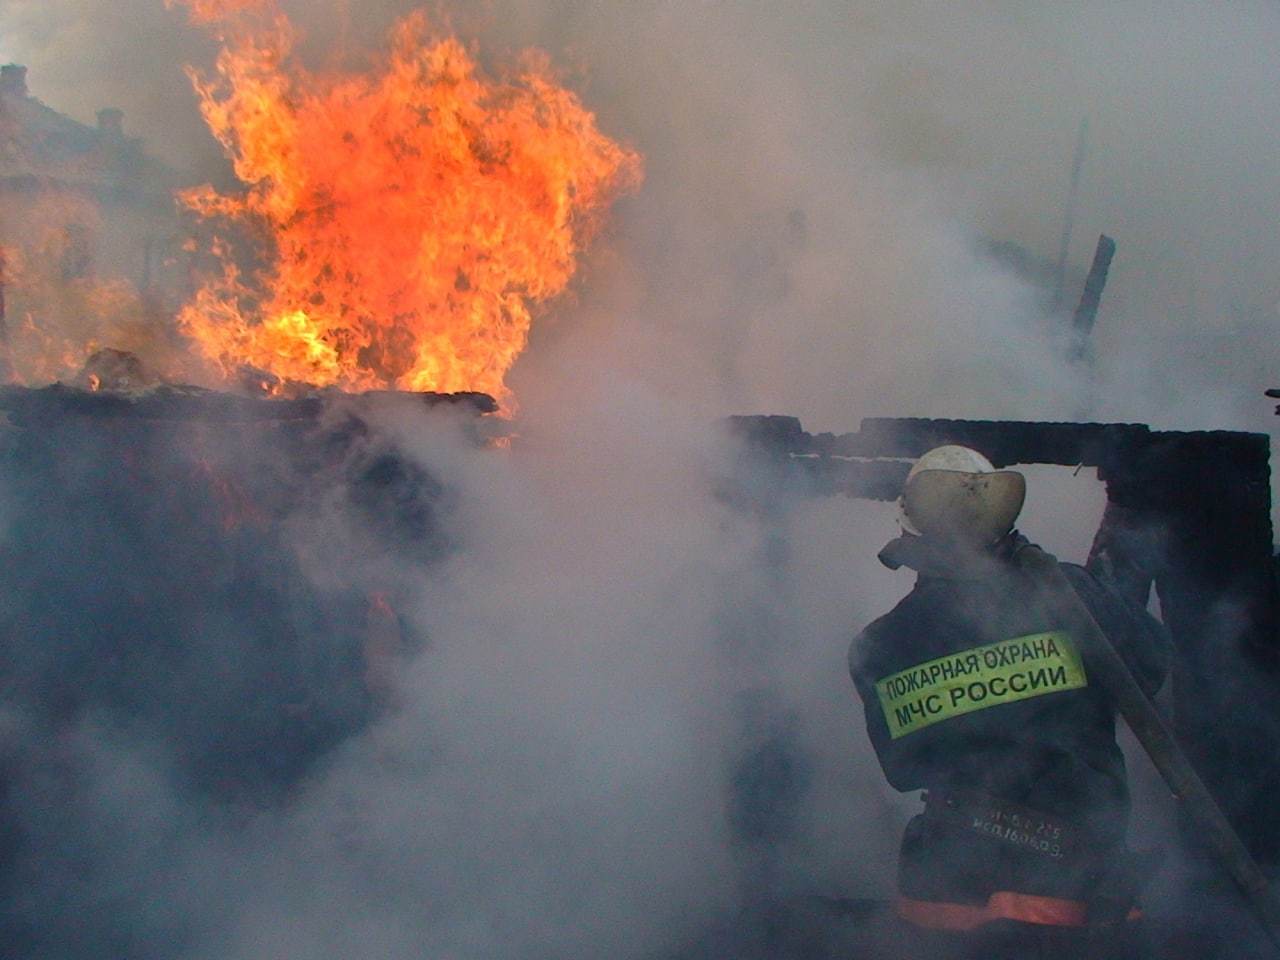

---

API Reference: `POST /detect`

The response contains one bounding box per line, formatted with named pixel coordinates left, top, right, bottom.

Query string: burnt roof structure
left=0, top=62, right=179, bottom=208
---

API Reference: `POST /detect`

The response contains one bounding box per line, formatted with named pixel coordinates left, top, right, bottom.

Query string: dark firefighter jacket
left=849, top=532, right=1169, bottom=911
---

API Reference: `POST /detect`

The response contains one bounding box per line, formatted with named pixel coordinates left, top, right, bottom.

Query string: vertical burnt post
left=1070, top=233, right=1116, bottom=362
left=1094, top=431, right=1280, bottom=861
left=718, top=417, right=816, bottom=944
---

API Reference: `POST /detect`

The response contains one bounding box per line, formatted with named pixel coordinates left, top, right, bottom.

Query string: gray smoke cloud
left=6, top=1, right=1279, bottom=431
left=1, top=1, right=1277, bottom=957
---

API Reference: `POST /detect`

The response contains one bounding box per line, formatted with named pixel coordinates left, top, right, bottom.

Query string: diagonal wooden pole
left=1017, top=544, right=1280, bottom=953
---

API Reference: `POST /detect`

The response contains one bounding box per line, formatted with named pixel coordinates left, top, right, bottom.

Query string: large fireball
left=174, top=1, right=642, bottom=404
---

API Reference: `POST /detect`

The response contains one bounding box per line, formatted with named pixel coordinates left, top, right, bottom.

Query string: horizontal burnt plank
left=0, top=383, right=497, bottom=422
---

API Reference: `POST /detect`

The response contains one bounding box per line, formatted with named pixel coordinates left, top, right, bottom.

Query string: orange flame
left=174, top=2, right=642, bottom=405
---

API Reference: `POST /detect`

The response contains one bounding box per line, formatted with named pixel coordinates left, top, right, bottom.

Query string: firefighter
left=849, top=445, right=1168, bottom=959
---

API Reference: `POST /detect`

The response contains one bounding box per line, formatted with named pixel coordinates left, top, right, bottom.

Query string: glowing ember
left=173, top=1, right=643, bottom=405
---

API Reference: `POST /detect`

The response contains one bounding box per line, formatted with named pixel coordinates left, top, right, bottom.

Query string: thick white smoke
left=6, top=1, right=1279, bottom=431
left=1, top=1, right=1278, bottom=956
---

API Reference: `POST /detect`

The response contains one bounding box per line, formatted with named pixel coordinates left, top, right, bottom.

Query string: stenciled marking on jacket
left=874, top=631, right=1087, bottom=738
left=970, top=809, right=1066, bottom=859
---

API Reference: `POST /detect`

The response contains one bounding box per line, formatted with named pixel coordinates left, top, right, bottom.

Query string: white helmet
left=898, top=445, right=1025, bottom=547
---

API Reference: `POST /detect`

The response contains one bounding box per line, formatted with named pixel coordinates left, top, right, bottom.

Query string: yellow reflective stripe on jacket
left=874, top=631, right=1087, bottom=739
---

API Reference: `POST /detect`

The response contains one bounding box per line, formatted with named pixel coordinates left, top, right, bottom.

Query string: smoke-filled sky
left=1, top=2, right=1278, bottom=957
left=4, top=0, right=1280, bottom=433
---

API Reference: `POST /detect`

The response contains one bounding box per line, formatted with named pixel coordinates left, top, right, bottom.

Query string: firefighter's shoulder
left=848, top=589, right=925, bottom=683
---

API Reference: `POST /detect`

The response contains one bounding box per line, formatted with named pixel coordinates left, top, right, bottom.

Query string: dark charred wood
left=0, top=382, right=497, bottom=425
left=725, top=414, right=814, bottom=455
left=723, top=415, right=909, bottom=501
left=730, top=415, right=1158, bottom=473
left=1072, top=233, right=1116, bottom=342
left=845, top=417, right=1151, bottom=468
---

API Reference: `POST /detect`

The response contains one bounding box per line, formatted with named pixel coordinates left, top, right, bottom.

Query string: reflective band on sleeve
left=896, top=893, right=1141, bottom=930
left=874, top=631, right=1087, bottom=739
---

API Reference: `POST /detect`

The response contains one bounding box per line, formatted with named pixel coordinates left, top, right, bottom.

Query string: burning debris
left=0, top=3, right=628, bottom=852
left=74, top=347, right=158, bottom=391
left=173, top=0, right=642, bottom=405
left=1, top=1, right=641, bottom=410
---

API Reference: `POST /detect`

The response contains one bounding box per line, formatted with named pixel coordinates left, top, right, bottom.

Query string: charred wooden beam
left=1072, top=233, right=1116, bottom=343
left=728, top=415, right=1154, bottom=479
left=724, top=415, right=908, bottom=501
left=837, top=417, right=1149, bottom=468
left=0, top=383, right=497, bottom=425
